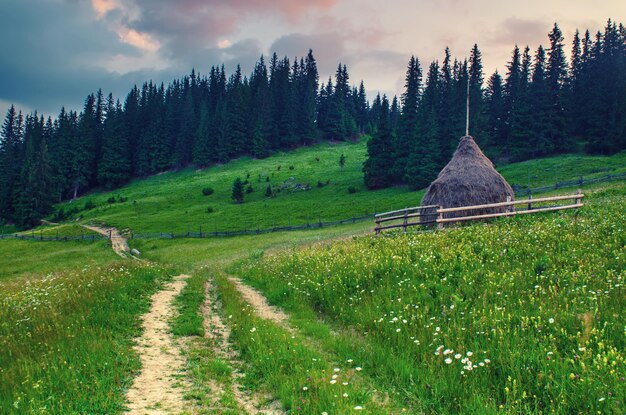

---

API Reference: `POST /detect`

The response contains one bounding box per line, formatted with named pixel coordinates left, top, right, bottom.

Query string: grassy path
left=125, top=274, right=191, bottom=414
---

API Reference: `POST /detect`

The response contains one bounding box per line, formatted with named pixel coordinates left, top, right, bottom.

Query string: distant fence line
left=511, top=171, right=626, bottom=195
left=1, top=171, right=624, bottom=242
left=0, top=214, right=373, bottom=242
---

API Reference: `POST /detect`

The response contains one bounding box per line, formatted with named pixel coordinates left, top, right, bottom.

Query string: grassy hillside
left=235, top=183, right=626, bottom=414
left=51, top=137, right=626, bottom=235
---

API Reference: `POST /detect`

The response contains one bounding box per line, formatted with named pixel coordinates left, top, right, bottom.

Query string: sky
left=0, top=0, right=624, bottom=118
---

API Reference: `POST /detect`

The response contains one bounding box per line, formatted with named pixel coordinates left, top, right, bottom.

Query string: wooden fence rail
left=375, top=191, right=584, bottom=234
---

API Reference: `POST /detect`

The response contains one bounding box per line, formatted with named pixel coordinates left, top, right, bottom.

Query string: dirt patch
left=82, top=224, right=130, bottom=257
left=125, top=274, right=191, bottom=414
left=203, top=280, right=286, bottom=414
left=228, top=277, right=290, bottom=327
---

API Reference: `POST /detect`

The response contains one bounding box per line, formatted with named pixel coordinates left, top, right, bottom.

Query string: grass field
left=1, top=142, right=625, bottom=414
left=0, top=238, right=117, bottom=281
left=0, top=242, right=171, bottom=413
left=48, top=137, right=626, bottom=235
left=234, top=183, right=626, bottom=414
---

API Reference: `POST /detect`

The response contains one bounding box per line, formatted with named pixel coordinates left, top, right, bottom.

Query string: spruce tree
left=404, top=61, right=440, bottom=190
left=99, top=95, right=131, bottom=188
left=363, top=95, right=395, bottom=189
left=231, top=177, right=244, bottom=203
left=393, top=56, right=422, bottom=182
left=545, top=23, right=568, bottom=152
left=13, top=114, right=53, bottom=228
left=0, top=105, right=24, bottom=222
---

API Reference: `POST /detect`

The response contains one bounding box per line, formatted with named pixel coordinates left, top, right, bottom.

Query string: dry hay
left=421, top=135, right=514, bottom=220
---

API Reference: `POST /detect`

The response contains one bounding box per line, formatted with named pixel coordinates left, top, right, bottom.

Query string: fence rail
left=375, top=191, right=584, bottom=234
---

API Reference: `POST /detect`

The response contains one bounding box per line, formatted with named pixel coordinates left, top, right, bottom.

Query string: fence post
left=403, top=209, right=408, bottom=233
left=109, top=230, right=112, bottom=239
left=375, top=217, right=381, bottom=235
left=199, top=225, right=202, bottom=238
left=575, top=189, right=582, bottom=206
left=437, top=206, right=444, bottom=230
left=506, top=195, right=512, bottom=213
left=527, top=194, right=533, bottom=211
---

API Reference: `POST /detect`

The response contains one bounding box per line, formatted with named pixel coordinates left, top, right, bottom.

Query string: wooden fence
left=375, top=191, right=584, bottom=234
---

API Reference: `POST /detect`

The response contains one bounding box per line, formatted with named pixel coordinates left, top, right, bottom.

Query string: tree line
left=0, top=50, right=371, bottom=228
left=364, top=20, right=626, bottom=189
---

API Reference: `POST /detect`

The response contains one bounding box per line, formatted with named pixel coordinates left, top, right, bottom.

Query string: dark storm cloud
left=0, top=0, right=157, bottom=115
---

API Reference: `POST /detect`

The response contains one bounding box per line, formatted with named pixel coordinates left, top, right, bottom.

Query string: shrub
left=84, top=200, right=96, bottom=210
left=265, top=184, right=273, bottom=197
left=289, top=165, right=295, bottom=170
left=232, top=178, right=244, bottom=203
left=202, top=187, right=214, bottom=196
left=317, top=181, right=325, bottom=188
left=119, top=196, right=128, bottom=203
left=246, top=185, right=254, bottom=194
left=206, top=207, right=214, bottom=213
left=347, top=186, right=357, bottom=194
left=107, top=196, right=116, bottom=204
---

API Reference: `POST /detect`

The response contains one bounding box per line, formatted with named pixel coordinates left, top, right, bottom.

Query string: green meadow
left=50, top=138, right=626, bottom=235
left=1, top=141, right=625, bottom=414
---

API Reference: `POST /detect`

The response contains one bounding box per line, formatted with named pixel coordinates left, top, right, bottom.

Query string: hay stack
left=421, top=135, right=514, bottom=219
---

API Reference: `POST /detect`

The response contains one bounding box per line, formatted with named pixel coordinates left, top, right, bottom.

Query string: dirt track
left=82, top=224, right=130, bottom=257
left=125, top=275, right=191, bottom=414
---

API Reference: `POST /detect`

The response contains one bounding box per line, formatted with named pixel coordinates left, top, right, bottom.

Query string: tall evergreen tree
left=545, top=23, right=569, bottom=152
left=404, top=61, right=440, bottom=189
left=13, top=114, right=53, bottom=228
left=395, top=57, right=422, bottom=180
left=0, top=105, right=24, bottom=222
left=363, top=95, right=395, bottom=189
left=99, top=95, right=131, bottom=188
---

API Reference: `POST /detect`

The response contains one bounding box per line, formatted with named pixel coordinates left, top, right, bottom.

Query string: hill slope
left=52, top=139, right=626, bottom=234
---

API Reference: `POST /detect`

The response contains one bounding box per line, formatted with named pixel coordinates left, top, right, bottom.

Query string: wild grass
left=0, top=260, right=171, bottom=414
left=236, top=184, right=626, bottom=414
left=214, top=273, right=405, bottom=414
left=51, top=135, right=625, bottom=235
left=0, top=239, right=118, bottom=281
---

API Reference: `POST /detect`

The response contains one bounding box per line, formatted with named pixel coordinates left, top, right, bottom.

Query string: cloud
left=0, top=0, right=175, bottom=115
left=484, top=17, right=551, bottom=47
left=270, top=33, right=345, bottom=74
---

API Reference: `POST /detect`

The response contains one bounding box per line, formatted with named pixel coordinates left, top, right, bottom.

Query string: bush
left=232, top=178, right=244, bottom=203
left=289, top=165, right=295, bottom=170
left=119, top=196, right=128, bottom=203
left=84, top=200, right=96, bottom=210
left=265, top=184, right=273, bottom=197
left=317, top=181, right=325, bottom=188
left=202, top=187, right=214, bottom=196
left=347, top=186, right=357, bottom=194
left=107, top=196, right=116, bottom=204
left=206, top=207, right=214, bottom=213
left=246, top=185, right=254, bottom=194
